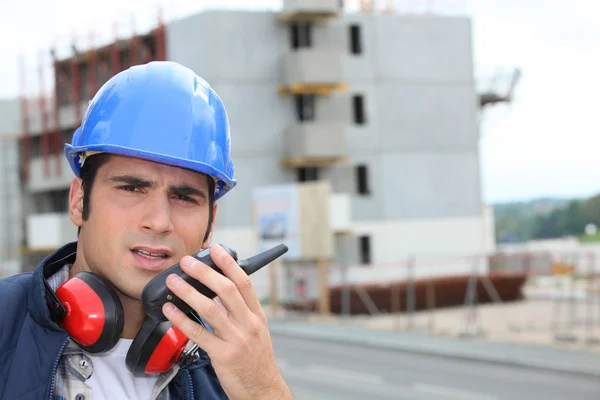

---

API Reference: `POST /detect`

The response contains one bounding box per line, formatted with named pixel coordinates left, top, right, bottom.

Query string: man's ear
left=69, top=177, right=85, bottom=227
left=201, top=203, right=218, bottom=249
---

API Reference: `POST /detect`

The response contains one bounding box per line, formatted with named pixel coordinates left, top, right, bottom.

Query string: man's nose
left=141, top=193, right=174, bottom=234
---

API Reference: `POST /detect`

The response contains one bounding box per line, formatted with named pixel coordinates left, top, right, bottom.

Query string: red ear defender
left=46, top=270, right=194, bottom=375
left=126, top=318, right=190, bottom=375
left=53, top=272, right=124, bottom=353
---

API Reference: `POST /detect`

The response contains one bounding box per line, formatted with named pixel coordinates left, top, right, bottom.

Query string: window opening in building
left=33, top=189, right=70, bottom=213
left=349, top=24, right=362, bottom=54
left=352, top=94, right=366, bottom=125
left=49, top=189, right=70, bottom=212
left=356, top=164, right=370, bottom=195
left=290, top=22, right=312, bottom=49
left=24, top=135, right=42, bottom=158
left=294, top=94, right=316, bottom=122
left=62, top=129, right=74, bottom=145
left=359, top=235, right=371, bottom=264
left=297, top=167, right=319, bottom=182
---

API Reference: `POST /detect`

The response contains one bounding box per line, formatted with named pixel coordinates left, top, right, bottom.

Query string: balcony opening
left=33, top=189, right=70, bottom=213
left=62, top=129, right=74, bottom=145
left=297, top=167, right=320, bottom=182
left=358, top=235, right=371, bottom=264
left=352, top=94, right=366, bottom=125
left=22, top=135, right=42, bottom=158
left=356, top=164, right=370, bottom=195
left=294, top=94, right=316, bottom=122
left=290, top=22, right=312, bottom=49
left=349, top=24, right=362, bottom=55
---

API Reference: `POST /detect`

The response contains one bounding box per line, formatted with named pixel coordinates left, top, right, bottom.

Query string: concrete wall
left=0, top=137, right=23, bottom=270
left=168, top=11, right=482, bottom=227
left=166, top=11, right=288, bottom=83
left=27, top=212, right=77, bottom=250
left=0, top=99, right=23, bottom=270
left=0, top=98, right=20, bottom=137
left=321, top=14, right=482, bottom=221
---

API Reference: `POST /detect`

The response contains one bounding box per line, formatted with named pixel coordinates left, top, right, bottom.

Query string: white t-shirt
left=85, top=338, right=159, bottom=400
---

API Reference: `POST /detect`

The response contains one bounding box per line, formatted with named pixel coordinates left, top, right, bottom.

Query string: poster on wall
left=252, top=184, right=301, bottom=260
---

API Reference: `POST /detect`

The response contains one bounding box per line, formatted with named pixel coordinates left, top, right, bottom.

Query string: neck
left=118, top=293, right=147, bottom=339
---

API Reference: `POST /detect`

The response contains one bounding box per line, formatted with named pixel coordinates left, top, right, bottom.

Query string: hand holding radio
left=49, top=241, right=292, bottom=385
left=161, top=244, right=293, bottom=400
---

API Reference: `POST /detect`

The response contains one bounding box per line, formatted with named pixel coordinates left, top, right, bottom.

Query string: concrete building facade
left=0, top=2, right=495, bottom=289
left=165, top=6, right=495, bottom=267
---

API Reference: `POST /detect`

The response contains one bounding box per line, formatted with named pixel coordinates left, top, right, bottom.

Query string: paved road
left=271, top=335, right=600, bottom=400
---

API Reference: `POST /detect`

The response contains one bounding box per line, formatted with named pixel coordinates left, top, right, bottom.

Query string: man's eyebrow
left=108, top=175, right=155, bottom=187
left=107, top=175, right=207, bottom=199
left=169, top=183, right=207, bottom=200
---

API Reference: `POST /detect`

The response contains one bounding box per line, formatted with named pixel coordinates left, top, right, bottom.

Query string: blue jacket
left=0, top=242, right=228, bottom=400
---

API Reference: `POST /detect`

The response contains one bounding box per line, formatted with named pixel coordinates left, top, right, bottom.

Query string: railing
left=260, top=249, right=600, bottom=348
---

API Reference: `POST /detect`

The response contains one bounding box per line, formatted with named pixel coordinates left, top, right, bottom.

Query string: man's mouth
left=131, top=247, right=171, bottom=260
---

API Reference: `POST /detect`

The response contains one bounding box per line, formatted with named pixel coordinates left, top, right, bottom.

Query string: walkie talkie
left=141, top=244, right=288, bottom=320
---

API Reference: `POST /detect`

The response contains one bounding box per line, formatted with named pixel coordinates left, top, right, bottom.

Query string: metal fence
left=265, top=249, right=600, bottom=347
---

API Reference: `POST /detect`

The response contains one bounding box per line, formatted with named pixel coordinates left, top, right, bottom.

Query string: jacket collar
left=28, top=241, right=78, bottom=330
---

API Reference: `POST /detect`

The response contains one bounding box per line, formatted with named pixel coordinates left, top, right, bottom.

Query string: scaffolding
left=479, top=67, right=522, bottom=109
left=12, top=10, right=167, bottom=266
left=19, top=55, right=31, bottom=183
left=38, top=51, right=50, bottom=178
left=17, top=9, right=167, bottom=183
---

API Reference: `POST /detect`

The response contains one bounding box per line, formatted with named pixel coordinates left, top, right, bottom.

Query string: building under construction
left=0, top=1, right=523, bottom=311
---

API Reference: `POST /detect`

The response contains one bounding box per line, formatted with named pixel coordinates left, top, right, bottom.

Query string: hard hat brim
left=64, top=143, right=237, bottom=201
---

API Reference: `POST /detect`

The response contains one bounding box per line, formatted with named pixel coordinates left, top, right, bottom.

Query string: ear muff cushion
left=126, top=319, right=189, bottom=375
left=55, top=271, right=124, bottom=353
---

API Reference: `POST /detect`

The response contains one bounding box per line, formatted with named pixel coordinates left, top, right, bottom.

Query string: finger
left=180, top=254, right=253, bottom=325
left=162, top=301, right=221, bottom=355
left=165, top=273, right=237, bottom=339
left=210, top=244, right=263, bottom=315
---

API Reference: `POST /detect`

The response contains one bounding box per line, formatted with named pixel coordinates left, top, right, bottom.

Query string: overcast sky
left=0, top=0, right=598, bottom=204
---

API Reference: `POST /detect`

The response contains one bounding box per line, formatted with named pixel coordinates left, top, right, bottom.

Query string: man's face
left=68, top=154, right=217, bottom=300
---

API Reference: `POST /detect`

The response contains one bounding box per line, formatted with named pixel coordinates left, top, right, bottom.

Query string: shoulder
left=0, top=273, right=33, bottom=355
left=0, top=273, right=33, bottom=313
left=0, top=273, right=33, bottom=326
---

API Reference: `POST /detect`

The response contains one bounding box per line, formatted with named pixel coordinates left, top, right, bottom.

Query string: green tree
left=494, top=194, right=600, bottom=243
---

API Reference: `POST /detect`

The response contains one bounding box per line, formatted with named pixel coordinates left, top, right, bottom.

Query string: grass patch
left=578, top=232, right=600, bottom=242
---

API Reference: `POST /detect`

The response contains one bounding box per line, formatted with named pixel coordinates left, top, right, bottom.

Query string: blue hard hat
left=64, top=61, right=236, bottom=200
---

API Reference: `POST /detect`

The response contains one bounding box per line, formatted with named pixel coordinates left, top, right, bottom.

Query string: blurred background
left=1, top=0, right=600, bottom=399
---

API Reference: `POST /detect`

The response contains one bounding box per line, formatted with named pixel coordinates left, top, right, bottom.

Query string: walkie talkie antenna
left=239, top=244, right=288, bottom=275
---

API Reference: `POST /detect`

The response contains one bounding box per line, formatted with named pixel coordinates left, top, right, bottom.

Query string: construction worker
left=0, top=61, right=292, bottom=400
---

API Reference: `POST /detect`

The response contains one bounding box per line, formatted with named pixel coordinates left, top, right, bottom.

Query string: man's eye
left=174, top=194, right=195, bottom=203
left=119, top=185, right=138, bottom=192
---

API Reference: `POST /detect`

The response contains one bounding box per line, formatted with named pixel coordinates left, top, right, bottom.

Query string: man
left=0, top=61, right=293, bottom=400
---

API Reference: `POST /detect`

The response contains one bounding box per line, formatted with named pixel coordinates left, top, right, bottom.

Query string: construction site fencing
left=264, top=248, right=600, bottom=346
